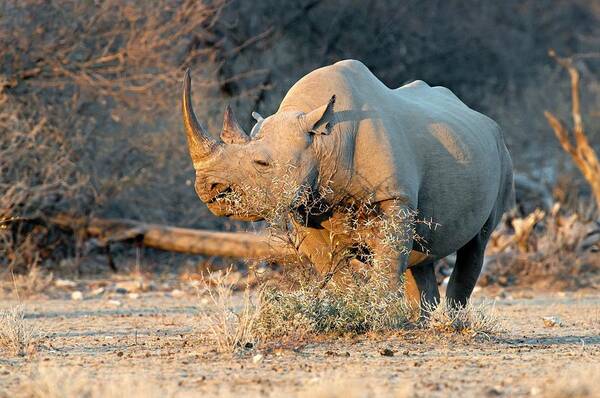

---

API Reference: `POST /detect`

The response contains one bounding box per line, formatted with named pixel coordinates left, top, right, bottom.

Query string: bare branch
left=546, top=49, right=600, bottom=209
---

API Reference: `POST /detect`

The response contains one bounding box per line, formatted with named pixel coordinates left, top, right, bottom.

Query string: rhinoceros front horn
left=182, top=68, right=218, bottom=163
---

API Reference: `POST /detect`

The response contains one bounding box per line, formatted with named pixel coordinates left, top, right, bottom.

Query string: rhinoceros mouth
left=206, top=186, right=233, bottom=204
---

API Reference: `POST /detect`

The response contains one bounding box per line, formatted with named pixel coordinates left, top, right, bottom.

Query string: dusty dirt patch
left=0, top=289, right=599, bottom=397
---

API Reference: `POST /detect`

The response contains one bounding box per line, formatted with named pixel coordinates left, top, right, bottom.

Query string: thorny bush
left=0, top=95, right=93, bottom=273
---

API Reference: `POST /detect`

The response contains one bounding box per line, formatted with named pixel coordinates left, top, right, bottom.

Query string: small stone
left=71, top=291, right=83, bottom=300
left=116, top=351, right=124, bottom=357
left=487, top=386, right=503, bottom=396
left=55, top=279, right=77, bottom=288
left=108, top=300, right=122, bottom=307
left=128, top=293, right=140, bottom=300
left=90, top=287, right=105, bottom=296
left=171, top=289, right=185, bottom=298
left=252, top=354, right=264, bottom=363
left=497, top=290, right=513, bottom=300
left=199, top=297, right=210, bottom=306
left=379, top=348, right=394, bottom=357
left=115, top=280, right=143, bottom=293
left=542, top=316, right=562, bottom=327
left=324, top=350, right=350, bottom=357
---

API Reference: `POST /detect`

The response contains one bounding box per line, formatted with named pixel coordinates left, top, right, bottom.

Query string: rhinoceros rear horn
left=182, top=68, right=218, bottom=162
left=220, top=105, right=249, bottom=144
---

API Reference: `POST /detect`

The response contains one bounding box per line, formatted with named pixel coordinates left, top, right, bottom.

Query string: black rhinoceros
left=182, top=59, right=514, bottom=310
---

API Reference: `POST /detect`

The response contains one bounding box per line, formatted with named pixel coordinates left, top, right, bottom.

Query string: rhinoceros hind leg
left=446, top=216, right=495, bottom=307
left=405, top=262, right=440, bottom=318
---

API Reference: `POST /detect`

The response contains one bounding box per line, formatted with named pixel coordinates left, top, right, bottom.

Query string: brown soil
left=1, top=284, right=599, bottom=397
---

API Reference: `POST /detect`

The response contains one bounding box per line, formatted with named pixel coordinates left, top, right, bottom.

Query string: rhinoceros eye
left=253, top=159, right=270, bottom=167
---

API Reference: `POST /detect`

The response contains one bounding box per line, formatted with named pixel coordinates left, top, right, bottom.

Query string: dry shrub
left=0, top=0, right=260, bottom=230
left=0, top=306, right=37, bottom=357
left=484, top=204, right=600, bottom=289
left=196, top=269, right=260, bottom=353
left=424, top=299, right=503, bottom=337
left=197, top=270, right=502, bottom=349
left=196, top=267, right=504, bottom=347
left=1, top=0, right=226, bottom=113
left=0, top=96, right=93, bottom=274
left=195, top=268, right=411, bottom=350
left=255, top=265, right=412, bottom=338
left=6, top=266, right=54, bottom=298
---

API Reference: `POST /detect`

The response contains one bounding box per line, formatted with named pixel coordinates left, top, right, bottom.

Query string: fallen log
left=49, top=214, right=296, bottom=261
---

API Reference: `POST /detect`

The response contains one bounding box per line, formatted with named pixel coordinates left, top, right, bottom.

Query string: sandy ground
left=1, top=286, right=599, bottom=397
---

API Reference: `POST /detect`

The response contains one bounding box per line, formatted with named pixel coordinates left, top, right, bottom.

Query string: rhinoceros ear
left=304, top=94, right=336, bottom=135
left=220, top=104, right=249, bottom=144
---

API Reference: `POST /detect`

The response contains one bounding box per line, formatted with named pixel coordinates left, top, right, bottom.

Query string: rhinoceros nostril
left=206, top=186, right=232, bottom=203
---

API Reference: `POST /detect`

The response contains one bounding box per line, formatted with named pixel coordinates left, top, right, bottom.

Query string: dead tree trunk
left=544, top=49, right=600, bottom=209
left=50, top=214, right=296, bottom=261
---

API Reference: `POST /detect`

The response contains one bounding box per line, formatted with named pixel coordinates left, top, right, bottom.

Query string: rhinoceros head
left=182, top=69, right=335, bottom=221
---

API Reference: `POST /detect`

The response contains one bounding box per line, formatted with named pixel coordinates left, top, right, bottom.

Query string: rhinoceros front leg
left=292, top=224, right=335, bottom=276
left=405, top=263, right=440, bottom=316
left=373, top=201, right=440, bottom=318
left=370, top=240, right=439, bottom=318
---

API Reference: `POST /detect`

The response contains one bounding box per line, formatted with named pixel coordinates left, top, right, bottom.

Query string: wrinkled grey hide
left=182, top=60, right=514, bottom=311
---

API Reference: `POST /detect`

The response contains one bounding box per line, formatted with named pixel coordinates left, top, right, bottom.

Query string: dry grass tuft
left=0, top=306, right=37, bottom=356
left=6, top=267, right=54, bottom=298
left=424, top=299, right=503, bottom=337
left=196, top=269, right=260, bottom=353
